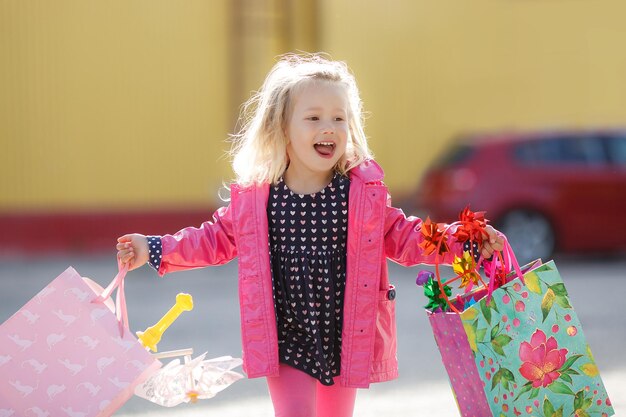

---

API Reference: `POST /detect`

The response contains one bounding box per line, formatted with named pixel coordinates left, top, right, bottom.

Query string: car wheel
left=496, top=210, right=555, bottom=264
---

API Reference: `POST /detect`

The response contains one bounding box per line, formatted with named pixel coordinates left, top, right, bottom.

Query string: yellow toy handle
left=137, top=293, right=193, bottom=352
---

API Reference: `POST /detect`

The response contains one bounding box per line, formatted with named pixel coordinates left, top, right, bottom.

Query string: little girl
left=116, top=53, right=503, bottom=417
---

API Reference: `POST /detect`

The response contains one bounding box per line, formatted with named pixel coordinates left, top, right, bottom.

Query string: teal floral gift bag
left=428, top=261, right=614, bottom=417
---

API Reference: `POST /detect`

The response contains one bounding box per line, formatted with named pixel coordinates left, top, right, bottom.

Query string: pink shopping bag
left=0, top=265, right=161, bottom=416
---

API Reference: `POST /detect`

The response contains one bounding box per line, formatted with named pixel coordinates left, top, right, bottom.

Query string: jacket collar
left=348, top=159, right=384, bottom=183
left=232, top=159, right=384, bottom=192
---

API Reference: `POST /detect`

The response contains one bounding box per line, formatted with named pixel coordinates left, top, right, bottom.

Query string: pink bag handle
left=484, top=237, right=524, bottom=306
left=433, top=222, right=524, bottom=313
left=92, top=260, right=130, bottom=337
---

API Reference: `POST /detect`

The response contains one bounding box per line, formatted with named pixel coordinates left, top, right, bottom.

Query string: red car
left=415, top=130, right=626, bottom=263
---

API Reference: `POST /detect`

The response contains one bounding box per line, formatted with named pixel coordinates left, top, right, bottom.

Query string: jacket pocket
left=372, top=285, right=397, bottom=363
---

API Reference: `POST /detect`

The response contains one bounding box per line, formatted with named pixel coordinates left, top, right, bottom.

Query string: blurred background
left=2, top=0, right=626, bottom=255
left=1, top=1, right=625, bottom=415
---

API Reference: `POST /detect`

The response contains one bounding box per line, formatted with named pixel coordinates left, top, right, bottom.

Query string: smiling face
left=284, top=80, right=350, bottom=189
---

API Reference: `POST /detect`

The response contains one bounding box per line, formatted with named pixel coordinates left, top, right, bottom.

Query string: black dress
left=267, top=173, right=350, bottom=385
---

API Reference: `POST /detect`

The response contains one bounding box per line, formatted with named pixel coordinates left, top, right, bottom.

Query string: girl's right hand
left=116, top=234, right=149, bottom=271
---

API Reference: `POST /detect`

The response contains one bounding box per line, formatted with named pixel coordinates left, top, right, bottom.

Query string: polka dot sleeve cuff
left=147, top=236, right=163, bottom=271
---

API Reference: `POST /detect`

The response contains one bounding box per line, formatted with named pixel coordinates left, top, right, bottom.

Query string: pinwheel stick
left=137, top=293, right=193, bottom=352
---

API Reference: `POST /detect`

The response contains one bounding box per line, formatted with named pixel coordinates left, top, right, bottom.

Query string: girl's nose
left=321, top=125, right=334, bottom=135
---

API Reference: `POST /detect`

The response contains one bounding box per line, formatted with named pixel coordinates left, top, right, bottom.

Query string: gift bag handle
left=92, top=260, right=130, bottom=337
left=433, top=221, right=524, bottom=313
left=484, top=237, right=524, bottom=305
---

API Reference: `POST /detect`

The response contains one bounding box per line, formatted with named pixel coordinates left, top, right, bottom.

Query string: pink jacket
left=157, top=160, right=463, bottom=388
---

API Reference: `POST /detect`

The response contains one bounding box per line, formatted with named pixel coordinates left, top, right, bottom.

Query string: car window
left=561, top=136, right=606, bottom=164
left=514, top=135, right=606, bottom=166
left=605, top=134, right=626, bottom=167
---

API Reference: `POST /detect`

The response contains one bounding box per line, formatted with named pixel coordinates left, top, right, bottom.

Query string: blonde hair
left=230, top=53, right=373, bottom=186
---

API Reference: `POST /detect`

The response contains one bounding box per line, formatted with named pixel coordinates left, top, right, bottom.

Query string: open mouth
left=314, top=141, right=335, bottom=157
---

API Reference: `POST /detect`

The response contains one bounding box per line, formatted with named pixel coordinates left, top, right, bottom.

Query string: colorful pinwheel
left=419, top=217, right=450, bottom=256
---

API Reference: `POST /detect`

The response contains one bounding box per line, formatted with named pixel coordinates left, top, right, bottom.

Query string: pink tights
left=266, top=364, right=357, bottom=417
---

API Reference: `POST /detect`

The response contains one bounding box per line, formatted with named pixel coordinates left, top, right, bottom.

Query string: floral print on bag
left=518, top=329, right=569, bottom=389
left=459, top=261, right=613, bottom=417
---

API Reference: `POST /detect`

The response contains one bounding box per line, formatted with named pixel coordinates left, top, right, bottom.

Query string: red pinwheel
left=453, top=206, right=489, bottom=244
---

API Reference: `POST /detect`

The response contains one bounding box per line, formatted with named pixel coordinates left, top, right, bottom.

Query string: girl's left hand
left=481, top=225, right=504, bottom=258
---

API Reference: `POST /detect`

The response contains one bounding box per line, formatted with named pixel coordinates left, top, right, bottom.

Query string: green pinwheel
left=424, top=275, right=452, bottom=312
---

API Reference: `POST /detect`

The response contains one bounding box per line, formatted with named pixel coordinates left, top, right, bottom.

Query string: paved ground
left=1, top=253, right=624, bottom=416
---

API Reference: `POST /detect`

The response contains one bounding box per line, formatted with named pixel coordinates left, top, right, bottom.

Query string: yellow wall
left=2, top=0, right=625, bottom=212
left=0, top=0, right=231, bottom=211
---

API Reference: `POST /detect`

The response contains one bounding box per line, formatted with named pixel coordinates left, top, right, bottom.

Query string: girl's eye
left=335, top=117, right=345, bottom=122
left=307, top=116, right=319, bottom=121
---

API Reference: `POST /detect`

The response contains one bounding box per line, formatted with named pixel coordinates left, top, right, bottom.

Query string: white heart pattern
left=267, top=174, right=350, bottom=386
